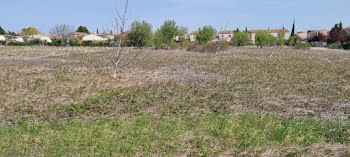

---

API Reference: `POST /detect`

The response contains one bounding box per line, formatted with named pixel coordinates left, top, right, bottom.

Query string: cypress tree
left=0, top=26, right=5, bottom=35
left=97, top=28, right=99, bottom=34
left=245, top=27, right=248, bottom=32
left=291, top=20, right=295, bottom=37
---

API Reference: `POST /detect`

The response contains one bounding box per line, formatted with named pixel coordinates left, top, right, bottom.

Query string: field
left=0, top=46, right=350, bottom=156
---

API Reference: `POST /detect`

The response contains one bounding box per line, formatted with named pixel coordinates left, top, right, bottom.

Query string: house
left=307, top=30, right=330, bottom=41
left=344, top=26, right=350, bottom=36
left=82, top=34, right=108, bottom=41
left=219, top=30, right=234, bottom=42
left=0, top=35, right=5, bottom=41
left=296, top=32, right=307, bottom=41
left=12, top=36, right=24, bottom=42
left=190, top=31, right=198, bottom=42
left=97, top=33, right=116, bottom=40
left=31, top=34, right=52, bottom=43
left=249, top=29, right=290, bottom=43
left=70, top=32, right=88, bottom=39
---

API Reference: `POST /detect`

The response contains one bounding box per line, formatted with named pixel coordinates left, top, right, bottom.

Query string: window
left=228, top=34, right=232, bottom=38
left=220, top=35, right=224, bottom=38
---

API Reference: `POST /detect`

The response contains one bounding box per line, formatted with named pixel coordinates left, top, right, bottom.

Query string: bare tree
left=50, top=24, right=74, bottom=39
left=112, top=0, right=150, bottom=78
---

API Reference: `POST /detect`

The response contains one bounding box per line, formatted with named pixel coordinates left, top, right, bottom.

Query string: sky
left=0, top=0, right=349, bottom=34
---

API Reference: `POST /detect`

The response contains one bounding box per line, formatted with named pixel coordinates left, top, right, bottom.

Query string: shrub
left=51, top=39, right=66, bottom=46
left=186, top=43, right=202, bottom=52
left=69, top=39, right=81, bottom=46
left=126, top=21, right=153, bottom=48
left=232, top=31, right=250, bottom=46
left=294, top=43, right=310, bottom=50
left=342, top=41, right=350, bottom=50
left=277, top=31, right=286, bottom=47
left=196, top=26, right=216, bottom=45
left=186, top=42, right=229, bottom=53
left=7, top=42, right=30, bottom=46
left=288, top=36, right=296, bottom=46
left=255, top=32, right=276, bottom=48
left=328, top=41, right=343, bottom=49
left=29, top=39, right=45, bottom=45
left=169, top=42, right=180, bottom=50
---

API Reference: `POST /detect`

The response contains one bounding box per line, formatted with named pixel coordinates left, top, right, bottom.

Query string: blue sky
left=0, top=0, right=349, bottom=34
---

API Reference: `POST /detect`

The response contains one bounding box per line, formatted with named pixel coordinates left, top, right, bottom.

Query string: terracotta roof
left=70, top=32, right=88, bottom=36
left=219, top=30, right=234, bottom=34
left=308, top=29, right=329, bottom=33
left=250, top=29, right=289, bottom=33
left=190, top=31, right=198, bottom=35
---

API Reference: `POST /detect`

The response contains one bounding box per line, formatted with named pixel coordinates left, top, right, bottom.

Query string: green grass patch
left=1, top=113, right=349, bottom=156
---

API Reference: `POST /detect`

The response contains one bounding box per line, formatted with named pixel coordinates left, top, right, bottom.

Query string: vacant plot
left=0, top=46, right=349, bottom=156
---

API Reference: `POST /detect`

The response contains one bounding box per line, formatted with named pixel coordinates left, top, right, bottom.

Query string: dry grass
left=0, top=46, right=349, bottom=122
left=0, top=46, right=349, bottom=155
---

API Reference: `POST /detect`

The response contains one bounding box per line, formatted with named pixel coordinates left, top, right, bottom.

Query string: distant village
left=0, top=22, right=350, bottom=48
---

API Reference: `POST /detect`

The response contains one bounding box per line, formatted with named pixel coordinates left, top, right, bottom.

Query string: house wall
left=297, top=33, right=307, bottom=41
left=190, top=35, right=196, bottom=42
left=219, top=34, right=234, bottom=42
left=82, top=35, right=108, bottom=41
left=0, top=35, right=5, bottom=41
left=250, top=32, right=290, bottom=43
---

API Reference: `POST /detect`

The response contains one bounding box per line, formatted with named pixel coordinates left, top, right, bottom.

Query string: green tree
left=255, top=32, right=276, bottom=48
left=329, top=21, right=346, bottom=43
left=176, top=26, right=189, bottom=49
left=153, top=29, right=165, bottom=49
left=277, top=31, right=286, bottom=47
left=232, top=31, right=250, bottom=46
left=159, top=20, right=178, bottom=50
left=291, top=20, right=295, bottom=37
left=20, top=27, right=39, bottom=37
left=0, top=26, right=5, bottom=35
left=196, top=26, right=216, bottom=45
left=76, top=26, right=89, bottom=34
left=126, top=21, right=153, bottom=48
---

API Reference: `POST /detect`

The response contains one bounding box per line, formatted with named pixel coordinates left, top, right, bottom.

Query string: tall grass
left=1, top=113, right=349, bottom=156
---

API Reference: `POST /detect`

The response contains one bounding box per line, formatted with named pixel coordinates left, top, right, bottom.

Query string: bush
left=69, top=39, right=81, bottom=46
left=51, top=39, right=67, bottom=46
left=328, top=41, right=343, bottom=49
left=186, top=43, right=202, bottom=52
left=294, top=43, right=310, bottom=50
left=7, top=42, right=30, bottom=46
left=126, top=21, right=153, bottom=48
left=255, top=32, right=277, bottom=48
left=342, top=41, right=350, bottom=50
left=169, top=42, right=180, bottom=50
left=196, top=26, right=216, bottom=45
left=288, top=36, right=296, bottom=46
left=231, top=31, right=250, bottom=46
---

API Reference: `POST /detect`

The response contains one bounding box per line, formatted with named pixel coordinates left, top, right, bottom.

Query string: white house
left=82, top=34, right=109, bottom=41
left=0, top=35, right=5, bottom=41
left=32, top=34, right=52, bottom=43
left=12, top=36, right=24, bottom=42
